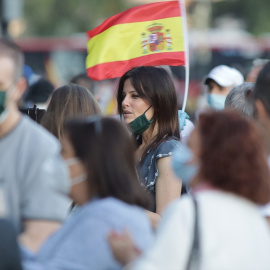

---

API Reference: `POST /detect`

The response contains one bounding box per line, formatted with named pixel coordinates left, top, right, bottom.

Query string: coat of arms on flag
left=142, top=23, right=173, bottom=54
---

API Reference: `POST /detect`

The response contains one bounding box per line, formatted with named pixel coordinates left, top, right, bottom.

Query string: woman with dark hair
left=22, top=116, right=153, bottom=270
left=117, top=66, right=182, bottom=227
left=41, top=83, right=101, bottom=141
left=108, top=110, right=270, bottom=270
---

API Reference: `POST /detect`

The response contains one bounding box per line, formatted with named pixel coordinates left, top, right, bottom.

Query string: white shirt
left=129, top=190, right=270, bottom=270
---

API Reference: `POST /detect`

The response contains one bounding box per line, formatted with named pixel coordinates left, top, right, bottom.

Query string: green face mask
left=0, top=91, right=7, bottom=115
left=128, top=106, right=153, bottom=135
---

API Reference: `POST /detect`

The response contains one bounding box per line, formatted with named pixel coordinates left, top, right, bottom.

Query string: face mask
left=207, top=93, right=226, bottom=110
left=65, top=157, right=87, bottom=186
left=0, top=91, right=9, bottom=124
left=0, top=91, right=6, bottom=115
left=128, top=106, right=153, bottom=135
left=172, top=144, right=198, bottom=186
left=0, top=83, right=16, bottom=124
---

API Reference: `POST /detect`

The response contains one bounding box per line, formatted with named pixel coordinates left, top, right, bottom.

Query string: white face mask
left=65, top=157, right=87, bottom=186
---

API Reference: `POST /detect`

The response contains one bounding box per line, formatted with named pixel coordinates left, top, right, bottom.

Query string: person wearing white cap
left=204, top=65, right=244, bottom=110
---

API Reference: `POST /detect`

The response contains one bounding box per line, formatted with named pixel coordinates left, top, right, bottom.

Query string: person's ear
left=255, top=99, right=269, bottom=121
left=17, top=77, right=27, bottom=96
left=14, top=77, right=27, bottom=101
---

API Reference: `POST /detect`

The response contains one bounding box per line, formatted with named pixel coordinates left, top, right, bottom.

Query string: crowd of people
left=1, top=34, right=270, bottom=270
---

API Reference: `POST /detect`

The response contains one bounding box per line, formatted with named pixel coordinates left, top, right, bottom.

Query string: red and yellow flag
left=86, top=1, right=185, bottom=81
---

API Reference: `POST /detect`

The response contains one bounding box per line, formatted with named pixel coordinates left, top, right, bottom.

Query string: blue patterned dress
left=136, top=138, right=181, bottom=212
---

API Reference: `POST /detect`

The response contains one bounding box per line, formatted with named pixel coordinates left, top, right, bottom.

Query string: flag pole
left=178, top=0, right=189, bottom=112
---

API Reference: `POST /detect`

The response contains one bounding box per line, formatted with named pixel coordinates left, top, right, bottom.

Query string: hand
left=145, top=210, right=160, bottom=230
left=178, top=110, right=189, bottom=131
left=107, top=228, right=141, bottom=265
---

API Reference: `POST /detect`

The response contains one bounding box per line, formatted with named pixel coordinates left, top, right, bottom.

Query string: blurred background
left=1, top=0, right=269, bottom=116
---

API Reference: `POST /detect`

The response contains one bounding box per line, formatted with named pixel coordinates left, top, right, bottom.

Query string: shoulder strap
left=186, top=196, right=200, bottom=270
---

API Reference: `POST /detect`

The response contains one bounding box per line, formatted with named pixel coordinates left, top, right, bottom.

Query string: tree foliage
left=23, top=0, right=130, bottom=36
left=23, top=0, right=270, bottom=37
left=212, top=0, right=270, bottom=36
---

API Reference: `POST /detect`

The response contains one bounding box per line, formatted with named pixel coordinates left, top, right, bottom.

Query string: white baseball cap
left=204, top=65, right=244, bottom=87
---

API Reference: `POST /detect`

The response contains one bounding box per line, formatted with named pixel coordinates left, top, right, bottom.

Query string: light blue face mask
left=172, top=144, right=198, bottom=186
left=206, top=93, right=226, bottom=110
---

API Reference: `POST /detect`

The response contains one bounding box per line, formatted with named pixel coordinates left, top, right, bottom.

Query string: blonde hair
left=41, top=83, right=102, bottom=141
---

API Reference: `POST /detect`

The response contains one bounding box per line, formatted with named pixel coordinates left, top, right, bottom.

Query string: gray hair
left=225, top=82, right=255, bottom=117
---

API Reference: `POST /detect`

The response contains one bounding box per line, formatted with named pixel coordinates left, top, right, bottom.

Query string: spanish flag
left=86, top=1, right=185, bottom=81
